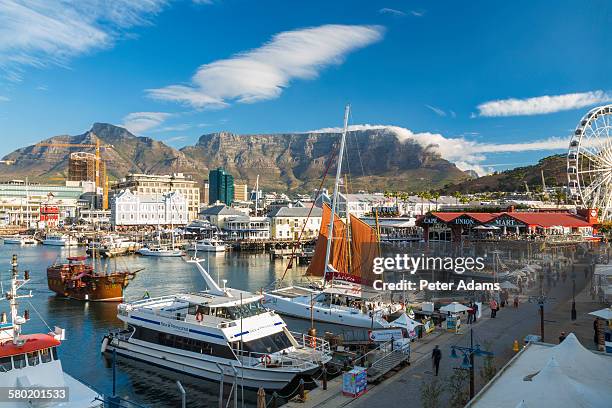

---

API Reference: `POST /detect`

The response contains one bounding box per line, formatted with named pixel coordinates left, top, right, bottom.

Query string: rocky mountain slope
left=1, top=123, right=471, bottom=192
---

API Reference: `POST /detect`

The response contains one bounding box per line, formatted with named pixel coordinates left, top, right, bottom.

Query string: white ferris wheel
left=567, top=104, right=612, bottom=221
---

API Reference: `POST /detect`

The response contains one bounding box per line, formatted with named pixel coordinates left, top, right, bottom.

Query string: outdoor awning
left=440, top=302, right=471, bottom=313
left=588, top=307, right=612, bottom=320
left=499, top=281, right=519, bottom=290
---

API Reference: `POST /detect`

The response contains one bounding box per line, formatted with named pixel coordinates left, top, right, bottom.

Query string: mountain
left=1, top=123, right=471, bottom=192
left=442, top=154, right=567, bottom=193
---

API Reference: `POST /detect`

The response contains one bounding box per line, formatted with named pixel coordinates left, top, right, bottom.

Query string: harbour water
left=0, top=244, right=307, bottom=407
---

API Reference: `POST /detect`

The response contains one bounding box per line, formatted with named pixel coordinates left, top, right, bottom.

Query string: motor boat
left=137, top=245, right=183, bottom=257
left=2, top=235, right=37, bottom=245
left=42, top=234, right=79, bottom=247
left=190, top=238, right=226, bottom=253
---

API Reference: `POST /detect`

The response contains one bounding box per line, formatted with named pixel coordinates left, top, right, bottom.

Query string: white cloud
left=0, top=0, right=166, bottom=79
left=425, top=104, right=446, bottom=117
left=0, top=95, right=9, bottom=102
left=309, top=124, right=567, bottom=176
left=410, top=10, right=425, bottom=17
left=147, top=24, right=384, bottom=109
left=122, top=111, right=171, bottom=134
left=477, top=90, right=612, bottom=117
left=379, top=8, right=406, bottom=17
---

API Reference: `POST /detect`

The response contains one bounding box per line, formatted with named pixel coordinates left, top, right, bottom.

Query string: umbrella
left=257, top=387, right=266, bottom=408
left=439, top=302, right=472, bottom=314
left=499, top=281, right=519, bottom=290
left=588, top=307, right=612, bottom=320
left=474, top=225, right=500, bottom=230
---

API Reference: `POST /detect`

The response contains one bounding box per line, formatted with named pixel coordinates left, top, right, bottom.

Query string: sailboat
left=137, top=192, right=183, bottom=257
left=264, top=106, right=402, bottom=329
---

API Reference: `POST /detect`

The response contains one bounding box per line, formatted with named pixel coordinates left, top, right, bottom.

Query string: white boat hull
left=42, top=240, right=79, bottom=246
left=3, top=237, right=37, bottom=245
left=193, top=244, right=226, bottom=252
left=104, top=336, right=308, bottom=390
left=263, top=293, right=392, bottom=329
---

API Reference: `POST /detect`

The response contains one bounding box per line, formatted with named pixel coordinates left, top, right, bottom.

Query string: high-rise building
left=111, top=173, right=201, bottom=221
left=208, top=168, right=234, bottom=205
left=234, top=183, right=248, bottom=201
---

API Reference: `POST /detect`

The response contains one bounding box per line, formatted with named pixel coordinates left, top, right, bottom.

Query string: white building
left=269, top=206, right=322, bottom=241
left=199, top=205, right=247, bottom=228
left=111, top=189, right=188, bottom=228
left=224, top=216, right=270, bottom=241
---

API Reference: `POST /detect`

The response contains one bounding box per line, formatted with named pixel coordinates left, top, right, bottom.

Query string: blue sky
left=0, top=0, right=610, bottom=175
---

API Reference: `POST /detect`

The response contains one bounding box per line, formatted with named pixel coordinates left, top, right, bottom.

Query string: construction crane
left=35, top=139, right=113, bottom=209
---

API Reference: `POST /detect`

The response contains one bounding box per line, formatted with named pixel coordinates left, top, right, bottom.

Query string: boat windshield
left=241, top=331, right=292, bottom=355
left=225, top=302, right=266, bottom=320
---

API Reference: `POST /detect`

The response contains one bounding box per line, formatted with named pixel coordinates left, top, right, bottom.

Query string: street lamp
left=450, top=328, right=493, bottom=400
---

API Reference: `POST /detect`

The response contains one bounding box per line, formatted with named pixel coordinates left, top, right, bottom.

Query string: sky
left=0, top=0, right=610, bottom=176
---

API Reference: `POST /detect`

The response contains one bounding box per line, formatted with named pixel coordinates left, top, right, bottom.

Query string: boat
left=47, top=255, right=141, bottom=301
left=1, top=254, right=102, bottom=407
left=189, top=238, right=226, bottom=253
left=101, top=257, right=332, bottom=390
left=264, top=105, right=402, bottom=329
left=2, top=235, right=37, bottom=245
left=137, top=245, right=183, bottom=257
left=86, top=236, right=141, bottom=258
left=42, top=233, right=79, bottom=246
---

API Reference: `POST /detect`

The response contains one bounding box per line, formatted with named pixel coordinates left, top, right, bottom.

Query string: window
left=13, top=353, right=26, bottom=369
left=40, top=348, right=52, bottom=363
left=0, top=356, right=11, bottom=372
left=27, top=351, right=40, bottom=366
left=51, top=347, right=58, bottom=360
left=242, top=331, right=292, bottom=354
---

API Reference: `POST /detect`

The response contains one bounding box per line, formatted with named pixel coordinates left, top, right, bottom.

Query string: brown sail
left=306, top=204, right=380, bottom=285
left=306, top=204, right=349, bottom=278
left=349, top=214, right=380, bottom=284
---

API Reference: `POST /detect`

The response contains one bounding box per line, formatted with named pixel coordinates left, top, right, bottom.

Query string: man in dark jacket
left=432, top=345, right=442, bottom=376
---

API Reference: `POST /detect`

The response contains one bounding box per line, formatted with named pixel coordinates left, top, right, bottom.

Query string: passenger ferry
left=102, top=258, right=331, bottom=390
left=42, top=234, right=79, bottom=247
left=1, top=255, right=101, bottom=407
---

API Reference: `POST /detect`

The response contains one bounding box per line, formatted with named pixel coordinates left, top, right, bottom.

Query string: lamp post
left=450, top=328, right=493, bottom=400
left=528, top=294, right=553, bottom=342
left=571, top=270, right=577, bottom=321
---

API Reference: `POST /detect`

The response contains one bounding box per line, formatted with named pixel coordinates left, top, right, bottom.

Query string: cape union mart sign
left=493, top=216, right=525, bottom=227
left=422, top=216, right=475, bottom=225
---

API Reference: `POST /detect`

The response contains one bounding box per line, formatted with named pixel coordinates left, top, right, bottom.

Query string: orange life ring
left=309, top=336, right=316, bottom=348
left=260, top=355, right=272, bottom=366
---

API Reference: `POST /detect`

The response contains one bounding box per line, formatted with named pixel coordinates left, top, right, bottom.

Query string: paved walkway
left=286, top=259, right=607, bottom=408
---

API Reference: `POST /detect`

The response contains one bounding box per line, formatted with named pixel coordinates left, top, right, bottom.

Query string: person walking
left=513, top=295, right=519, bottom=308
left=467, top=303, right=474, bottom=324
left=473, top=302, right=478, bottom=322
left=490, top=299, right=498, bottom=318
left=432, top=345, right=442, bottom=376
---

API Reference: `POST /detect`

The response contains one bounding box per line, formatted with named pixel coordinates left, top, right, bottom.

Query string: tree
left=453, top=191, right=462, bottom=205
left=479, top=342, right=497, bottom=384
left=446, top=369, right=470, bottom=408
left=421, top=379, right=444, bottom=408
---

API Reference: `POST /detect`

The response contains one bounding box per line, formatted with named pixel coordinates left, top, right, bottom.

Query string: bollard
left=272, top=392, right=278, bottom=408
left=299, top=378, right=305, bottom=401
left=513, top=339, right=520, bottom=352
left=322, top=366, right=327, bottom=390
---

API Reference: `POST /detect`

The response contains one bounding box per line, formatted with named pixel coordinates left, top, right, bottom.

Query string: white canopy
left=440, top=302, right=471, bottom=314
left=474, top=225, right=500, bottom=230
left=499, top=281, right=519, bottom=290
left=392, top=312, right=423, bottom=329
left=588, top=307, right=612, bottom=320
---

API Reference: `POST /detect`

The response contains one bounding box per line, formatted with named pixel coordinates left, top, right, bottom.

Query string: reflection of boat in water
left=265, top=106, right=402, bottom=329
left=102, top=257, right=332, bottom=390
left=47, top=255, right=141, bottom=301
left=2, top=235, right=37, bottom=245
left=1, top=255, right=102, bottom=407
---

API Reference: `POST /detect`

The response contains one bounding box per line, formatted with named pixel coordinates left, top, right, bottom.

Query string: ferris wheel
left=567, top=104, right=612, bottom=221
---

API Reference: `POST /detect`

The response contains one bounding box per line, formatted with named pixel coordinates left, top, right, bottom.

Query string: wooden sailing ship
left=47, top=255, right=140, bottom=301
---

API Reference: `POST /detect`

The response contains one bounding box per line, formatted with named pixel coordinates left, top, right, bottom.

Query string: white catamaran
left=101, top=257, right=332, bottom=390
left=264, top=105, right=403, bottom=329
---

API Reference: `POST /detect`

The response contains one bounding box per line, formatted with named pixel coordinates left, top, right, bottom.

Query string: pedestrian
left=473, top=303, right=478, bottom=322
left=467, top=303, right=474, bottom=324
left=513, top=296, right=519, bottom=308
left=490, top=299, right=498, bottom=318
left=432, top=345, right=442, bottom=376
left=594, top=318, right=600, bottom=346
left=559, top=332, right=566, bottom=343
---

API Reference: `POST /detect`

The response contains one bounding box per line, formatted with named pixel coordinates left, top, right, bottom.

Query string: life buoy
left=309, top=336, right=316, bottom=348
left=195, top=312, right=203, bottom=322
left=260, top=354, right=272, bottom=366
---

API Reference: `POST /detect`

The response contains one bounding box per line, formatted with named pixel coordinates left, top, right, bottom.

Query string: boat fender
left=260, top=355, right=272, bottom=366
left=101, top=337, right=109, bottom=354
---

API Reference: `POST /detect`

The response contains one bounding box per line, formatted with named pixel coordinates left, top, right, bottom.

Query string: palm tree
left=431, top=191, right=441, bottom=211
left=453, top=191, right=463, bottom=205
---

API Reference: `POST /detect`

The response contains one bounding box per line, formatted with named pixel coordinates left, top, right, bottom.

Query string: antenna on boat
left=6, top=255, right=33, bottom=345
left=322, top=104, right=350, bottom=286
left=185, top=257, right=226, bottom=296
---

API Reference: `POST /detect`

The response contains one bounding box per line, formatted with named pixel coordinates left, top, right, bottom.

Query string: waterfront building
left=111, top=189, right=188, bottom=228
left=417, top=208, right=599, bottom=243
left=111, top=173, right=200, bottom=221
left=269, top=206, right=322, bottom=241
left=0, top=180, right=84, bottom=226
left=224, top=216, right=271, bottom=240
left=208, top=168, right=234, bottom=205
left=199, top=204, right=246, bottom=228
left=233, top=183, right=249, bottom=202
left=78, top=209, right=111, bottom=225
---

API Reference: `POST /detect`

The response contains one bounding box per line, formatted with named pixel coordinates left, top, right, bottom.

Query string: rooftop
left=268, top=206, right=323, bottom=218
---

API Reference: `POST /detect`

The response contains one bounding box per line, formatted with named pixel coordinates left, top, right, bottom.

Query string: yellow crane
left=35, top=139, right=113, bottom=209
